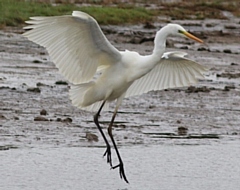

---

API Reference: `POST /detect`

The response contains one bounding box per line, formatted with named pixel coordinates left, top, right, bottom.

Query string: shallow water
left=1, top=141, right=240, bottom=190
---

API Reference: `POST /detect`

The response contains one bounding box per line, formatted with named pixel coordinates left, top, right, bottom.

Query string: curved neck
left=153, top=26, right=170, bottom=57
left=130, top=25, right=172, bottom=81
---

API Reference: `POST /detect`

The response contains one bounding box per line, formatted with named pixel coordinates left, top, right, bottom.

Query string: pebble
left=56, top=117, right=73, bottom=123
left=86, top=133, right=99, bottom=142
left=40, top=109, right=48, bottom=115
left=32, top=60, right=42, bottom=63
left=55, top=81, right=68, bottom=85
left=178, top=126, right=188, bottom=136
left=185, top=86, right=210, bottom=93
left=223, top=49, right=232, bottom=54
left=217, top=73, right=240, bottom=79
left=0, top=114, right=7, bottom=120
left=223, top=85, right=235, bottom=91
left=27, top=87, right=41, bottom=93
left=34, top=116, right=48, bottom=121
left=56, top=118, right=62, bottom=122
left=62, top=117, right=73, bottom=123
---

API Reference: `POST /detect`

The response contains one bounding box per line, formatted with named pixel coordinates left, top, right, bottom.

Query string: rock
left=34, top=116, right=48, bottom=121
left=185, top=86, right=210, bottom=93
left=62, top=117, right=72, bottom=123
left=40, top=109, right=47, bottom=115
left=55, top=117, right=72, bottom=123
left=217, top=73, right=240, bottom=79
left=0, top=86, right=10, bottom=90
left=178, top=126, right=188, bottom=136
left=148, top=105, right=156, bottom=109
left=0, top=86, right=16, bottom=90
left=0, top=114, right=7, bottom=120
left=223, top=49, right=232, bottom=53
left=176, top=120, right=181, bottom=124
left=40, top=52, right=46, bottom=55
left=198, top=47, right=208, bottom=51
left=36, top=82, right=48, bottom=87
left=180, top=46, right=189, bottom=49
left=86, top=133, right=98, bottom=142
left=55, top=81, right=68, bottom=85
left=0, top=146, right=10, bottom=151
left=27, top=87, right=41, bottom=93
left=223, top=85, right=235, bottom=91
left=56, top=118, right=62, bottom=122
left=32, top=60, right=42, bottom=63
left=225, top=25, right=237, bottom=29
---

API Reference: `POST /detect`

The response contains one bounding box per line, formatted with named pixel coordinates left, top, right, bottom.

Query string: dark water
left=1, top=141, right=239, bottom=190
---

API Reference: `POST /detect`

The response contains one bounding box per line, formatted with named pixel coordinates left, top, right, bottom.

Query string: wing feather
left=176, top=63, right=185, bottom=86
left=23, top=11, right=121, bottom=84
left=126, top=51, right=208, bottom=98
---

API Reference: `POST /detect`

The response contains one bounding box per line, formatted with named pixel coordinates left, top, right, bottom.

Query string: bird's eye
left=178, top=30, right=183, bottom=34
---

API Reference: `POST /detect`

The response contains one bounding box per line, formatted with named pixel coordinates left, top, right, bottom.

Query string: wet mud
left=1, top=15, right=240, bottom=151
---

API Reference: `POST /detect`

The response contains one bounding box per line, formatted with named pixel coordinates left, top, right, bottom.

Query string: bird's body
left=23, top=11, right=207, bottom=183
left=74, top=50, right=159, bottom=108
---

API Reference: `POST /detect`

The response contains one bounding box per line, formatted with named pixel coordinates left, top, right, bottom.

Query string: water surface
left=1, top=141, right=239, bottom=190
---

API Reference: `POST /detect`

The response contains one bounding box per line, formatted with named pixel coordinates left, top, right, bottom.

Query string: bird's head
left=166, top=24, right=203, bottom=43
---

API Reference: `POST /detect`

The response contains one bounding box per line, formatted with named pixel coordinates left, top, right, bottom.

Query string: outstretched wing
left=23, top=11, right=121, bottom=84
left=126, top=51, right=208, bottom=98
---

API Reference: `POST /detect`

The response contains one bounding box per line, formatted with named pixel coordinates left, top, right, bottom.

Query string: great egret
left=23, top=11, right=207, bottom=183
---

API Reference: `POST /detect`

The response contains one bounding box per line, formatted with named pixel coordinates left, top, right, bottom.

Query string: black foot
left=112, top=162, right=129, bottom=183
left=103, top=145, right=112, bottom=167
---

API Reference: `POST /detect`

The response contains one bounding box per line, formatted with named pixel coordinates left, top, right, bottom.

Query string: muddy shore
left=1, top=14, right=240, bottom=150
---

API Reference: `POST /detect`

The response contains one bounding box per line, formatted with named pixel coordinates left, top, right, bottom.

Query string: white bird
left=23, top=11, right=207, bottom=183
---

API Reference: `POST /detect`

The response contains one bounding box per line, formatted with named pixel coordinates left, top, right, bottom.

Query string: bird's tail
left=69, top=82, right=109, bottom=112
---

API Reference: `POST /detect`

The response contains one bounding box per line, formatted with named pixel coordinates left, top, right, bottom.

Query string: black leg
left=108, top=110, right=129, bottom=183
left=93, top=101, right=112, bottom=166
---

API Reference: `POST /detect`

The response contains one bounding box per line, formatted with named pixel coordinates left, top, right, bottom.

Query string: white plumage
left=23, top=11, right=207, bottom=112
left=23, top=11, right=207, bottom=183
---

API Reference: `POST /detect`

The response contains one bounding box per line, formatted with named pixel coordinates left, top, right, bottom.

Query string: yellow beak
left=182, top=31, right=203, bottom=43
